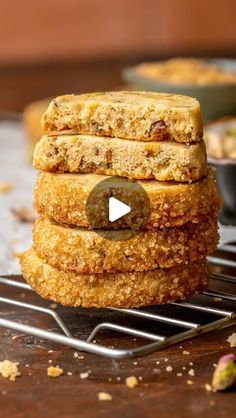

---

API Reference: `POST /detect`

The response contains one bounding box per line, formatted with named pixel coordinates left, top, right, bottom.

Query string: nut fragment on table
left=212, top=354, right=236, bottom=391
left=11, top=207, right=36, bottom=223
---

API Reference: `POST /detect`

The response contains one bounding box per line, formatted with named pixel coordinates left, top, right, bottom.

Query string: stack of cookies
left=20, top=91, right=220, bottom=308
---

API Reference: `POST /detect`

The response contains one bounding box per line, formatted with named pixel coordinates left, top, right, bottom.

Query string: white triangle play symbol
left=108, top=197, right=131, bottom=222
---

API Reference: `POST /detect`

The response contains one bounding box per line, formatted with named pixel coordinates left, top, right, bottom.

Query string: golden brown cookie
left=33, top=134, right=207, bottom=182
left=34, top=169, right=220, bottom=230
left=41, top=91, right=203, bottom=143
left=23, top=98, right=50, bottom=144
left=33, top=217, right=218, bottom=273
left=20, top=249, right=208, bottom=308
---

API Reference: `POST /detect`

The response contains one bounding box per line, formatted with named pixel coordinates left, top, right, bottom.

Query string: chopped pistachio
left=212, top=354, right=236, bottom=391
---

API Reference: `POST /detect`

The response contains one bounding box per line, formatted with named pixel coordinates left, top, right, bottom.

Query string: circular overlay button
left=86, top=176, right=150, bottom=241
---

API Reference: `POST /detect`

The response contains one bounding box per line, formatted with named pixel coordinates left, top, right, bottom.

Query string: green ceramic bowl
left=122, top=59, right=236, bottom=121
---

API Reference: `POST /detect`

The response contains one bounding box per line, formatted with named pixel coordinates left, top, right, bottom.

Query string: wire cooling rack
left=0, top=243, right=236, bottom=359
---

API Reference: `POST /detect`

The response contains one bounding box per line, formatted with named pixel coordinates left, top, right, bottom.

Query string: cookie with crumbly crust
left=20, top=249, right=208, bottom=308
left=41, top=91, right=203, bottom=143
left=34, top=169, right=220, bottom=230
left=33, top=134, right=207, bottom=182
left=33, top=217, right=218, bottom=273
left=23, top=98, right=50, bottom=143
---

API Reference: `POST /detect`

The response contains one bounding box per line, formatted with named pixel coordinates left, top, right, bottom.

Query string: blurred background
left=1, top=0, right=236, bottom=111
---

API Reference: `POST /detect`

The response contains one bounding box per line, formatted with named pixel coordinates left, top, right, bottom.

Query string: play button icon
left=109, top=197, right=131, bottom=222
left=86, top=176, right=150, bottom=241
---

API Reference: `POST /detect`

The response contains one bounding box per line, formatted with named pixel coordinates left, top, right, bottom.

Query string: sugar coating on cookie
left=34, top=169, right=220, bottom=230
left=33, top=216, right=219, bottom=273
left=20, top=249, right=208, bottom=308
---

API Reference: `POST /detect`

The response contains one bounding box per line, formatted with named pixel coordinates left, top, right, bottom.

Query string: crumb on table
left=187, top=380, right=194, bottom=385
left=80, top=372, right=89, bottom=379
left=47, top=366, right=63, bottom=377
left=205, top=383, right=212, bottom=392
left=98, top=392, right=112, bottom=401
left=227, top=333, right=236, bottom=348
left=125, top=376, right=138, bottom=388
left=0, top=360, right=20, bottom=381
left=49, top=303, right=58, bottom=310
left=188, top=369, right=195, bottom=377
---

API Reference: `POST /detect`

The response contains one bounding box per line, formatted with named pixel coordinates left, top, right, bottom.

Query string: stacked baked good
left=20, top=91, right=220, bottom=308
left=23, top=98, right=50, bottom=159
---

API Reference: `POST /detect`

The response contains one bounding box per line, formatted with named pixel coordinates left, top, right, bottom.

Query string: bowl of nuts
left=123, top=58, right=236, bottom=121
left=205, top=118, right=236, bottom=225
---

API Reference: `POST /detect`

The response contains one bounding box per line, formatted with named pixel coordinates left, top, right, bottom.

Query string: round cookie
left=33, top=217, right=219, bottom=273
left=34, top=169, right=220, bottom=229
left=42, top=91, right=203, bottom=143
left=33, top=134, right=207, bottom=182
left=20, top=249, right=208, bottom=308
